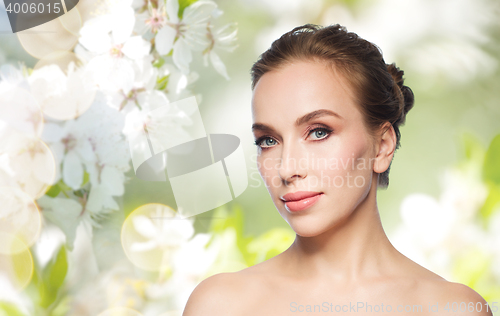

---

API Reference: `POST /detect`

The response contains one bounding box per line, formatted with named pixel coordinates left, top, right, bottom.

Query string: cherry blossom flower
left=79, top=1, right=151, bottom=94
left=144, top=233, right=220, bottom=311
left=36, top=196, right=83, bottom=250
left=202, top=23, right=238, bottom=80
left=41, top=93, right=130, bottom=205
left=79, top=0, right=136, bottom=54
left=154, top=0, right=218, bottom=73
left=105, top=56, right=158, bottom=113
left=42, top=120, right=95, bottom=190
left=0, top=67, right=43, bottom=137
left=0, top=0, right=239, bottom=312
left=158, top=61, right=199, bottom=101
left=130, top=206, right=194, bottom=253
left=29, top=63, right=96, bottom=120
left=0, top=129, right=55, bottom=198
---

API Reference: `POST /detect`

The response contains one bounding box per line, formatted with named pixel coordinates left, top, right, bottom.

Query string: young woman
left=183, top=24, right=492, bottom=316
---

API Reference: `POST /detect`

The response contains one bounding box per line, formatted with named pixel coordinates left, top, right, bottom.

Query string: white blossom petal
left=87, top=56, right=135, bottom=93
left=209, top=50, right=229, bottom=80
left=137, top=90, right=169, bottom=111
left=182, top=1, right=217, bottom=25
left=41, top=123, right=64, bottom=143
left=166, top=0, right=180, bottom=24
left=164, top=219, right=194, bottom=243
left=102, top=194, right=119, bottom=210
left=173, top=38, right=192, bottom=74
left=132, top=215, right=158, bottom=239
left=101, top=166, right=124, bottom=196
left=155, top=25, right=176, bottom=56
left=122, top=36, right=151, bottom=60
left=75, top=138, right=95, bottom=163
left=175, top=74, right=188, bottom=94
left=48, top=142, right=64, bottom=184
left=33, top=151, right=55, bottom=184
left=63, top=151, right=83, bottom=190
left=86, top=185, right=105, bottom=213
left=130, top=240, right=158, bottom=252
left=111, top=6, right=136, bottom=44
left=79, top=16, right=113, bottom=53
left=38, top=196, right=82, bottom=251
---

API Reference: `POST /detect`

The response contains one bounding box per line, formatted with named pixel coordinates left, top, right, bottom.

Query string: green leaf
left=461, top=132, right=485, bottom=163
left=45, top=185, right=61, bottom=198
left=10, top=249, right=33, bottom=290
left=153, top=57, right=165, bottom=68
left=50, top=295, right=72, bottom=316
left=156, top=75, right=170, bottom=91
left=26, top=259, right=41, bottom=300
left=73, top=189, right=85, bottom=198
left=483, top=134, right=500, bottom=185
left=208, top=206, right=229, bottom=234
left=46, top=246, right=68, bottom=290
left=452, top=248, right=491, bottom=288
left=0, top=301, right=26, bottom=316
left=247, top=228, right=295, bottom=264
left=479, top=183, right=500, bottom=223
left=82, top=171, right=90, bottom=186
left=39, top=246, right=68, bottom=309
left=208, top=204, right=256, bottom=266
left=178, top=0, right=198, bottom=18
left=56, top=180, right=72, bottom=192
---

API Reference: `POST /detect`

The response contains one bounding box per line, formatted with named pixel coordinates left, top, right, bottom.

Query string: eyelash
left=254, top=125, right=333, bottom=150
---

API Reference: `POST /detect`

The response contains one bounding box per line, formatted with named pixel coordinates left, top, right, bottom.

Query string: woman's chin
left=284, top=212, right=350, bottom=238
left=286, top=219, right=330, bottom=238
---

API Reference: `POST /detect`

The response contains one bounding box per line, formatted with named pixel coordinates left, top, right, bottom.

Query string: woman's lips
left=280, top=191, right=323, bottom=212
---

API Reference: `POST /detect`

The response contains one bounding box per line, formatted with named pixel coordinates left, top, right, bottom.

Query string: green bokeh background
left=114, top=0, right=500, bottom=238
left=2, top=0, right=498, bottom=237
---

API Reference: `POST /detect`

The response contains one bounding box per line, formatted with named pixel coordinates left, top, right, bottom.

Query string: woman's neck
left=281, top=181, right=401, bottom=284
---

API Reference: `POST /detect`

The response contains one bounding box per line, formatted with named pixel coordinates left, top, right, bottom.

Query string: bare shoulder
left=424, top=279, right=492, bottom=316
left=182, top=259, right=280, bottom=316
left=182, top=272, right=250, bottom=316
left=396, top=253, right=492, bottom=315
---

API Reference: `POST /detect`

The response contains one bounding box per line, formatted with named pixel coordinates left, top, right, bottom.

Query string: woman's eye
left=254, top=137, right=277, bottom=148
left=254, top=127, right=331, bottom=149
left=308, top=128, right=331, bottom=140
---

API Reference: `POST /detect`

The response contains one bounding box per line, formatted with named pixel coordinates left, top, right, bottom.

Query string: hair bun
left=387, top=63, right=415, bottom=125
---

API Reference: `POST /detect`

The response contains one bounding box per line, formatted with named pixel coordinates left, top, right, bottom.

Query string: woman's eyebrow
left=295, top=109, right=343, bottom=126
left=252, top=109, right=342, bottom=132
left=251, top=123, right=274, bottom=133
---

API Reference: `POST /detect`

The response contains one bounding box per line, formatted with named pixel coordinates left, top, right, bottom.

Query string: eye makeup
left=253, top=123, right=334, bottom=150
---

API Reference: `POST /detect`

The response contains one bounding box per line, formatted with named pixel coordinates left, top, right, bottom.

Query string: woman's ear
left=373, top=122, right=397, bottom=174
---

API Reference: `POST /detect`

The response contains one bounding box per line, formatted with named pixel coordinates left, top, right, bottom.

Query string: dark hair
left=250, top=24, right=414, bottom=189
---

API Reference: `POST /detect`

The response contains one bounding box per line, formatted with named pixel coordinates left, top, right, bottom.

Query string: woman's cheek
left=257, top=156, right=275, bottom=189
left=318, top=143, right=369, bottom=189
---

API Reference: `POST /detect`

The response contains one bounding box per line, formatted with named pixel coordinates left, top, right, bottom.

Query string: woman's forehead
left=251, top=60, right=358, bottom=122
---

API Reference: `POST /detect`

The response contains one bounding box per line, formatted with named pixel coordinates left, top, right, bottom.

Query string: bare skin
left=182, top=60, right=492, bottom=316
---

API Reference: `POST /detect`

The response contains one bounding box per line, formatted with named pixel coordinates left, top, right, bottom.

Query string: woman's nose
left=278, top=143, right=308, bottom=185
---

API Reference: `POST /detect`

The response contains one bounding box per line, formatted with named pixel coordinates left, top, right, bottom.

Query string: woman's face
left=251, top=60, right=380, bottom=237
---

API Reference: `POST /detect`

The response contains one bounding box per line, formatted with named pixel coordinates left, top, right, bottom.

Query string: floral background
left=0, top=0, right=499, bottom=315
